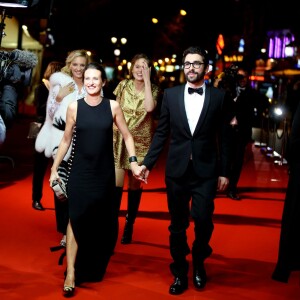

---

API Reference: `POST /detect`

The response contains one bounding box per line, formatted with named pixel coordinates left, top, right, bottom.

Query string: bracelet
left=129, top=156, right=138, bottom=163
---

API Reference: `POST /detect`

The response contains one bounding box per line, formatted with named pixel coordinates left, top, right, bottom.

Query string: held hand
left=140, top=165, right=150, bottom=184
left=131, top=164, right=148, bottom=183
left=217, top=176, right=229, bottom=192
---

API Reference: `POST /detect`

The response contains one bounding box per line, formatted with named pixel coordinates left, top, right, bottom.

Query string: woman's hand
left=130, top=163, right=148, bottom=183
left=49, top=169, right=60, bottom=187
left=142, top=61, right=151, bottom=81
left=56, top=82, right=75, bottom=103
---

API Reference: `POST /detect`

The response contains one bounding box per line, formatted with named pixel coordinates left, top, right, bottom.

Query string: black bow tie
left=188, top=87, right=203, bottom=95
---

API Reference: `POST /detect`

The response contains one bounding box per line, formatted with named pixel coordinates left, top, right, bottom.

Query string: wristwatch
left=129, top=156, right=138, bottom=163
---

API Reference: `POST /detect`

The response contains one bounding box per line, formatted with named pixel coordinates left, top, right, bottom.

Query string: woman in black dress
left=272, top=101, right=300, bottom=283
left=50, top=62, right=145, bottom=296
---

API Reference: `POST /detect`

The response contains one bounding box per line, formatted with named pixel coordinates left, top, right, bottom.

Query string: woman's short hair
left=84, top=62, right=107, bottom=82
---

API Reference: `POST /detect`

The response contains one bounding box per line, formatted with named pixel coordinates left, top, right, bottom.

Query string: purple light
left=269, top=38, right=274, bottom=57
left=268, top=30, right=295, bottom=58
left=274, top=37, right=282, bottom=58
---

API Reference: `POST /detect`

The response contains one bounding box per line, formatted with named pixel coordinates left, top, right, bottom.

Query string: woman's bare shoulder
left=109, top=99, right=119, bottom=108
left=68, top=100, right=78, bottom=111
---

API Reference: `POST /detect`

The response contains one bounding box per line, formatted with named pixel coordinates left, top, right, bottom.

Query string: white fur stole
left=35, top=72, right=76, bottom=160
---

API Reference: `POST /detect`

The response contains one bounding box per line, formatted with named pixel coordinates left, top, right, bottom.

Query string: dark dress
left=67, top=97, right=116, bottom=283
left=272, top=101, right=300, bottom=282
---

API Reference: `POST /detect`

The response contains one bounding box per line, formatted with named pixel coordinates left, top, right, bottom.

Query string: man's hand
left=140, top=165, right=150, bottom=184
left=217, top=176, right=229, bottom=192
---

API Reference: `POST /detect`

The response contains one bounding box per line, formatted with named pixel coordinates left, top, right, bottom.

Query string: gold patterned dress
left=113, top=79, right=160, bottom=169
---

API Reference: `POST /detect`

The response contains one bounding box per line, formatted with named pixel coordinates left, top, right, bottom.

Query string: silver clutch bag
left=51, top=179, right=67, bottom=201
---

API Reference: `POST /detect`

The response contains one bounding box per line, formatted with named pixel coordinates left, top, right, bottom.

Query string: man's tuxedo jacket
left=143, top=84, right=232, bottom=179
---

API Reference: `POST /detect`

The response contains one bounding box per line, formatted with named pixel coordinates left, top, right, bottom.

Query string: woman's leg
left=115, top=168, right=125, bottom=188
left=121, top=173, right=143, bottom=244
left=64, top=220, right=78, bottom=288
left=113, top=168, right=126, bottom=246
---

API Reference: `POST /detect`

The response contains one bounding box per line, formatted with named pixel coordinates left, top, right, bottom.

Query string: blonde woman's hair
left=61, top=49, right=90, bottom=77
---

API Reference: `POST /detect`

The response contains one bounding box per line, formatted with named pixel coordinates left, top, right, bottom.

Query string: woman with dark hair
left=113, top=53, right=161, bottom=244
left=50, top=62, right=144, bottom=296
left=35, top=49, right=90, bottom=246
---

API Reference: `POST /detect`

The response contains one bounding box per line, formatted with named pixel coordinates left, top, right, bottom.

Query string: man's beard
left=185, top=71, right=205, bottom=84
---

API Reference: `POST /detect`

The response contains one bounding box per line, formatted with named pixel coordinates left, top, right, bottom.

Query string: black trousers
left=32, top=150, right=68, bottom=235
left=32, top=150, right=51, bottom=202
left=165, top=161, right=217, bottom=278
left=228, top=127, right=249, bottom=192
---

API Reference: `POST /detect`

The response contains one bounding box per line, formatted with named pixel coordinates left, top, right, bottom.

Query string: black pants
left=32, top=151, right=68, bottom=235
left=165, top=161, right=216, bottom=278
left=228, top=128, right=249, bottom=192
left=32, top=150, right=51, bottom=202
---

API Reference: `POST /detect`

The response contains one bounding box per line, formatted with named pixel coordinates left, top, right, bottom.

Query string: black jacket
left=143, top=84, right=232, bottom=179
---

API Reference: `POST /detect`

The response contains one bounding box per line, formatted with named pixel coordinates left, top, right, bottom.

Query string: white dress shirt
left=184, top=84, right=205, bottom=135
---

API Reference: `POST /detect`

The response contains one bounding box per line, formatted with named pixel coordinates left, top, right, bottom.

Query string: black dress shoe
left=169, top=277, right=188, bottom=295
left=272, top=265, right=290, bottom=283
left=227, top=191, right=241, bottom=200
left=193, top=265, right=207, bottom=289
left=32, top=201, right=45, bottom=211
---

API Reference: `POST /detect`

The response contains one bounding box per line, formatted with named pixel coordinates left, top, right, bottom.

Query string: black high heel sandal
left=63, top=274, right=75, bottom=297
left=63, top=285, right=75, bottom=297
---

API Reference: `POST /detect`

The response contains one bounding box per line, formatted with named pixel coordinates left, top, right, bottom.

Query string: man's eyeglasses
left=183, top=61, right=204, bottom=69
left=237, top=74, right=246, bottom=80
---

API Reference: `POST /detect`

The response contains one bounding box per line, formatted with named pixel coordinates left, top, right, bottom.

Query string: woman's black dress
left=67, top=98, right=117, bottom=283
left=272, top=101, right=300, bottom=282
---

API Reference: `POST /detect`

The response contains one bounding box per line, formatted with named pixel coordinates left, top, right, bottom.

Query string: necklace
left=84, top=96, right=102, bottom=106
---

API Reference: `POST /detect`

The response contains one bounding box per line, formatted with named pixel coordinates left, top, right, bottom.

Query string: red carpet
left=0, top=116, right=299, bottom=299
